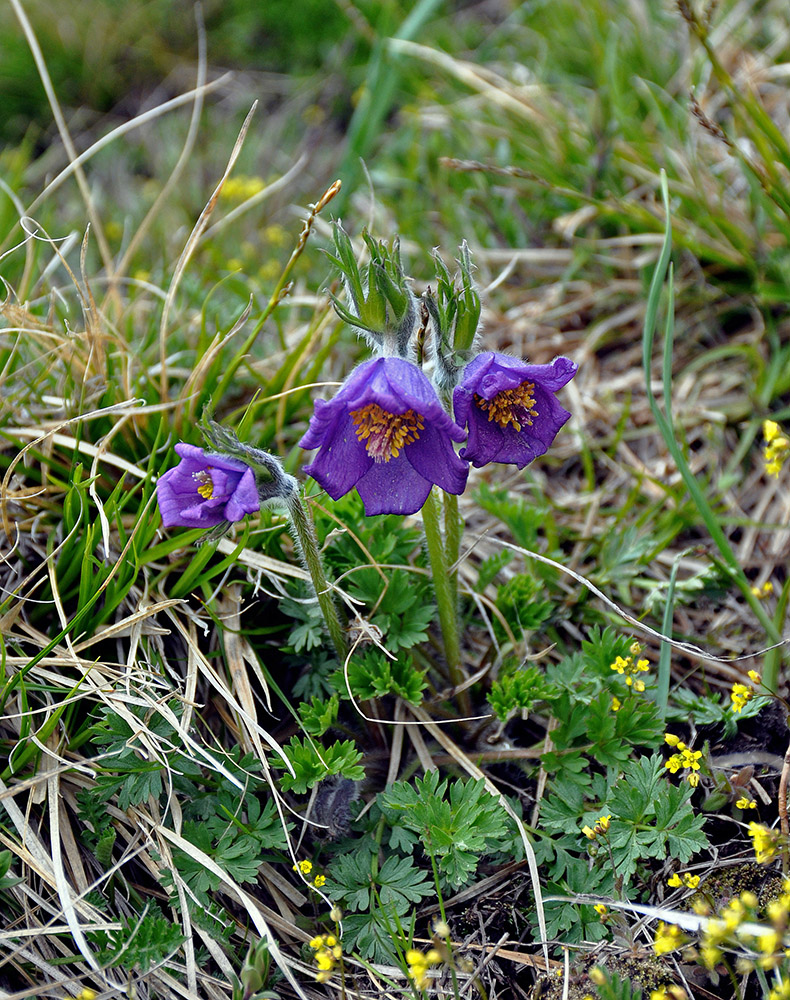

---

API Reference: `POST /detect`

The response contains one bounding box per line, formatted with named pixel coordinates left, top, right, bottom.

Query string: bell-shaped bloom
left=157, top=443, right=260, bottom=527
left=453, top=352, right=577, bottom=469
left=300, top=357, right=469, bottom=515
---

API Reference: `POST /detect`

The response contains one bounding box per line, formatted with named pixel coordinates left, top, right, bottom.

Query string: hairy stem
left=422, top=489, right=466, bottom=703
left=286, top=492, right=347, bottom=662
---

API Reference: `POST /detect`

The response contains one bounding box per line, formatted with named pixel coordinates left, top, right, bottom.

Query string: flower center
left=350, top=403, right=425, bottom=463
left=193, top=468, right=214, bottom=499
left=474, top=381, right=538, bottom=431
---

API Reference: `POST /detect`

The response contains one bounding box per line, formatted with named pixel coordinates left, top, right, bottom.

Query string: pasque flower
left=157, top=443, right=260, bottom=527
left=453, top=352, right=577, bottom=468
left=300, top=356, right=469, bottom=515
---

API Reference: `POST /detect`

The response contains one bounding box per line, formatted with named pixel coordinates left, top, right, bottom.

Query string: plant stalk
left=286, top=492, right=347, bottom=662
left=422, top=489, right=467, bottom=708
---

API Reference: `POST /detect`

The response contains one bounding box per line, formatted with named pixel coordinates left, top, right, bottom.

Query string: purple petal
left=223, top=467, right=261, bottom=521
left=300, top=356, right=469, bottom=513
left=355, top=455, right=432, bottom=515
left=407, top=422, right=469, bottom=495
left=460, top=387, right=571, bottom=469
left=157, top=443, right=259, bottom=528
left=454, top=352, right=576, bottom=469
left=302, top=409, right=372, bottom=500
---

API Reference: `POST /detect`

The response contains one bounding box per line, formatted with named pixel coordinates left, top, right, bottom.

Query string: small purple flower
left=300, top=357, right=469, bottom=515
left=157, top=443, right=260, bottom=528
left=453, top=352, right=577, bottom=469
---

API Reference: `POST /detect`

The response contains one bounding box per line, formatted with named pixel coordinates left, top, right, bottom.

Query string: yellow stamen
left=193, top=469, right=214, bottom=499
left=350, top=403, right=424, bottom=462
left=474, top=381, right=538, bottom=431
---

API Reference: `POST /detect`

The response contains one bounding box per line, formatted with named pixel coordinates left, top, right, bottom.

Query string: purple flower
left=300, top=357, right=469, bottom=515
left=157, top=443, right=260, bottom=528
left=453, top=352, right=577, bottom=469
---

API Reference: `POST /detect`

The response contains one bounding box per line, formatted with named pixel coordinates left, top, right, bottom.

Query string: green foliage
left=494, top=573, right=555, bottom=638
left=589, top=969, right=643, bottom=1000
left=87, top=705, right=202, bottom=810
left=346, top=568, right=434, bottom=651
left=273, top=737, right=364, bottom=794
left=541, top=754, right=709, bottom=891
left=161, top=821, right=262, bottom=906
left=379, top=772, right=514, bottom=888
left=0, top=850, right=22, bottom=890
left=90, top=909, right=185, bottom=972
left=337, top=649, right=427, bottom=704
left=281, top=596, right=325, bottom=653
left=542, top=856, right=613, bottom=945
left=328, top=851, right=432, bottom=913
left=297, top=694, right=339, bottom=737
left=488, top=663, right=559, bottom=722
left=605, top=755, right=708, bottom=878
left=666, top=687, right=770, bottom=739
left=476, top=483, right=554, bottom=553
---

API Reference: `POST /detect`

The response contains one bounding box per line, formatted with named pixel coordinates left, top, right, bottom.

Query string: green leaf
left=90, top=910, right=185, bottom=972
left=273, top=737, right=364, bottom=794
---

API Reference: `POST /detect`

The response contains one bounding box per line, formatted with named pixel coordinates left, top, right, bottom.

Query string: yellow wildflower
left=665, top=754, right=682, bottom=774
left=406, top=947, right=442, bottom=989
left=611, top=696, right=622, bottom=712
left=593, top=903, right=608, bottom=917
left=735, top=796, right=757, bottom=810
left=293, top=859, right=313, bottom=875
left=221, top=175, right=266, bottom=202
left=309, top=932, right=342, bottom=983
left=668, top=871, right=699, bottom=889
left=76, top=991, right=98, bottom=1000
left=700, top=942, right=723, bottom=968
left=764, top=420, right=790, bottom=477
left=730, top=682, right=753, bottom=713
left=653, top=921, right=685, bottom=956
left=313, top=874, right=327, bottom=888
left=610, top=649, right=650, bottom=690
left=749, top=821, right=780, bottom=863
left=581, top=825, right=596, bottom=840
left=747, top=669, right=762, bottom=684
left=664, top=733, right=685, bottom=748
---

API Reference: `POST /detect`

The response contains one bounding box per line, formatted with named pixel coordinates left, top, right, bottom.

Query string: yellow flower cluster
left=406, top=947, right=443, bottom=990
left=220, top=175, right=267, bottom=202
left=735, top=796, right=757, bottom=810
left=764, top=420, right=790, bottom=477
left=581, top=815, right=611, bottom=840
left=731, top=672, right=761, bottom=713
left=654, top=920, right=686, bottom=956
left=769, top=982, right=790, bottom=1000
left=610, top=643, right=650, bottom=691
left=293, top=858, right=326, bottom=888
left=667, top=871, right=700, bottom=889
left=749, top=822, right=782, bottom=864
left=649, top=989, right=688, bottom=1000
left=664, top=734, right=703, bottom=787
left=751, top=581, right=774, bottom=599
left=309, top=933, right=342, bottom=983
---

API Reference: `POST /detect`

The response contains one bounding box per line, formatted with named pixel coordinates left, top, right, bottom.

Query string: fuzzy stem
left=422, top=489, right=465, bottom=696
left=286, top=492, right=347, bottom=662
left=443, top=491, right=461, bottom=611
